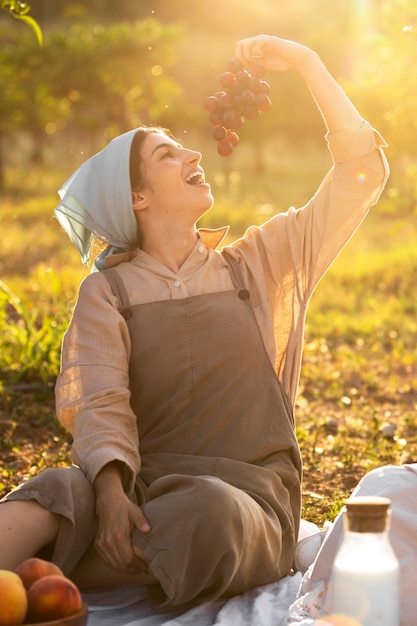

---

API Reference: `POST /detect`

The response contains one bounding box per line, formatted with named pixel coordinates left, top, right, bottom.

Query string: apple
left=27, top=574, right=82, bottom=622
left=15, top=557, right=64, bottom=590
left=0, top=570, right=28, bottom=626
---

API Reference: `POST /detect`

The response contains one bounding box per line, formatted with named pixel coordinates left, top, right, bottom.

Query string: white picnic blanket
left=84, top=573, right=302, bottom=626
left=82, top=520, right=323, bottom=626
left=83, top=464, right=417, bottom=626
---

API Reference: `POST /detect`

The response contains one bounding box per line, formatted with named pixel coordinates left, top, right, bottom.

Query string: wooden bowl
left=24, top=602, right=88, bottom=626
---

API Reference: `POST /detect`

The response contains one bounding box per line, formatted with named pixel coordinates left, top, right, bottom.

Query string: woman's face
left=133, top=132, right=214, bottom=224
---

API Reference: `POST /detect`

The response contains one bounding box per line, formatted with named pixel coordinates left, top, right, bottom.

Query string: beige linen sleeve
left=282, top=122, right=389, bottom=297
left=55, top=272, right=140, bottom=493
left=241, top=122, right=388, bottom=298
left=226, top=122, right=389, bottom=403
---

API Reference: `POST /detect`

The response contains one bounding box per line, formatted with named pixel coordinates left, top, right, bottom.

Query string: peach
left=15, top=557, right=64, bottom=590
left=0, top=569, right=28, bottom=626
left=27, top=574, right=82, bottom=622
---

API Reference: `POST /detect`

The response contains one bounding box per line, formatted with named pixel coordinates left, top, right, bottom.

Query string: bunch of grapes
left=204, top=58, right=272, bottom=157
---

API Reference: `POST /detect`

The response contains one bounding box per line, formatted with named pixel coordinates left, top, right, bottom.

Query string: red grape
left=248, top=75, right=262, bottom=92
left=217, top=139, right=234, bottom=156
left=218, top=93, right=234, bottom=110
left=249, top=63, right=266, bottom=79
left=229, top=80, right=244, bottom=96
left=226, top=132, right=239, bottom=147
left=208, top=110, right=223, bottom=126
left=222, top=110, right=244, bottom=131
left=259, top=80, right=271, bottom=94
left=212, top=125, right=227, bottom=141
left=227, top=58, right=242, bottom=74
left=232, top=94, right=245, bottom=113
left=244, top=105, right=260, bottom=121
left=219, top=71, right=235, bottom=89
left=236, top=69, right=250, bottom=86
left=203, top=96, right=219, bottom=112
left=241, top=88, right=256, bottom=105
left=255, top=93, right=272, bottom=112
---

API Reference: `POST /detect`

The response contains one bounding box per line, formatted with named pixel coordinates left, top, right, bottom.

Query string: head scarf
left=54, top=128, right=140, bottom=265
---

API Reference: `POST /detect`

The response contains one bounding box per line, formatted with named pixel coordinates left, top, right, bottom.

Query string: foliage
left=0, top=18, right=183, bottom=181
left=0, top=275, right=66, bottom=386
left=0, top=0, right=42, bottom=44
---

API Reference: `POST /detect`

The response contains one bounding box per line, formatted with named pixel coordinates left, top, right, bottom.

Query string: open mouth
left=186, top=171, right=206, bottom=185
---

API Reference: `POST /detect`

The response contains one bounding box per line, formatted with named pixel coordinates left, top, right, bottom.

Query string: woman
left=0, top=35, right=388, bottom=610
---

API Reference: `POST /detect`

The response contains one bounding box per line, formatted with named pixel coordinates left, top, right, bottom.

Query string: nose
left=185, top=148, right=202, bottom=164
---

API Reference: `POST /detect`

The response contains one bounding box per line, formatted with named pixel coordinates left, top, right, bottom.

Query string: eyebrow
left=151, top=141, right=183, bottom=156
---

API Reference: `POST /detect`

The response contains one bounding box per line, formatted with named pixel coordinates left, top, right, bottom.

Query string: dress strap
left=221, top=250, right=249, bottom=297
left=222, top=249, right=284, bottom=392
left=100, top=267, right=130, bottom=312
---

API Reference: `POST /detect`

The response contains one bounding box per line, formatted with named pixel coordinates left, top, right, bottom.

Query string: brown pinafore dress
left=1, top=253, right=302, bottom=609
left=102, top=253, right=302, bottom=609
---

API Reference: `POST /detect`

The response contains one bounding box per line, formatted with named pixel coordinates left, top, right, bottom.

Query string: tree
left=0, top=18, right=183, bottom=184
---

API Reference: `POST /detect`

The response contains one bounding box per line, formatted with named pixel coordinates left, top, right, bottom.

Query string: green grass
left=1, top=167, right=417, bottom=524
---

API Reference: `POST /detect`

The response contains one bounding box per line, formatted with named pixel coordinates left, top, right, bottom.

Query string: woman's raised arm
left=235, top=34, right=363, bottom=135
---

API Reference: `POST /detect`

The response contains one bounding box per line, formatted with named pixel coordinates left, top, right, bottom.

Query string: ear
left=132, top=190, right=148, bottom=212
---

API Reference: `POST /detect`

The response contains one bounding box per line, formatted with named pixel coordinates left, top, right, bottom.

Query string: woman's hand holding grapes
left=234, top=34, right=314, bottom=74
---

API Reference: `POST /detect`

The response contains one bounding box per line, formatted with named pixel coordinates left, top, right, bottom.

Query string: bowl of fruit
left=0, top=558, right=88, bottom=626
left=23, top=603, right=88, bottom=626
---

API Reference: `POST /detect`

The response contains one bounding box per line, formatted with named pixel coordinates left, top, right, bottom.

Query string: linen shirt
left=55, top=121, right=389, bottom=491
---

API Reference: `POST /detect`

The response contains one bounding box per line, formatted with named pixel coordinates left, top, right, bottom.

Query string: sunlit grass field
left=1, top=165, right=417, bottom=523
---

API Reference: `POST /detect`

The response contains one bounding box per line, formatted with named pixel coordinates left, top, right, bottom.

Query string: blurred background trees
left=0, top=0, right=416, bottom=213
left=0, top=16, right=182, bottom=184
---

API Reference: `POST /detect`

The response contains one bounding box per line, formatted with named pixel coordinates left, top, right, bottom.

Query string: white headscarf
left=54, top=128, right=140, bottom=265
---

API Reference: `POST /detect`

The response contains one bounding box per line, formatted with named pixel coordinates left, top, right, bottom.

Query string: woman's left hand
left=235, top=33, right=364, bottom=135
left=234, top=34, right=314, bottom=73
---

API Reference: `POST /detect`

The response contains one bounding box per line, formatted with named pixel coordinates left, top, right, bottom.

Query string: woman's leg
left=0, top=466, right=97, bottom=574
left=70, top=543, right=158, bottom=589
left=0, top=500, right=60, bottom=569
left=131, top=474, right=289, bottom=610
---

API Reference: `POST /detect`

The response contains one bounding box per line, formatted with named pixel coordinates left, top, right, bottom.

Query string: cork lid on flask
left=344, top=496, right=391, bottom=533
